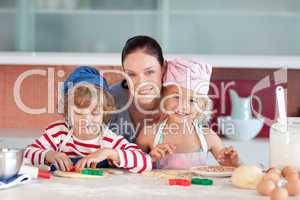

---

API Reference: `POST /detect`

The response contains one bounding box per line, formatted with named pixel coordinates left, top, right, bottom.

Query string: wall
left=0, top=65, right=299, bottom=137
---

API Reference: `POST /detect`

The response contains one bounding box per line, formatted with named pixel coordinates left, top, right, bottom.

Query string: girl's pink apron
left=153, top=119, right=208, bottom=170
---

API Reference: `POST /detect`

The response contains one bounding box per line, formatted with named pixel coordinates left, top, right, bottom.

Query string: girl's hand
left=45, top=151, right=73, bottom=172
left=217, top=146, right=240, bottom=167
left=75, top=149, right=119, bottom=171
left=150, top=143, right=176, bottom=162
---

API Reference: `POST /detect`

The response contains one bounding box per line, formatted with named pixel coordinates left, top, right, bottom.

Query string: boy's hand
left=150, top=143, right=176, bottom=162
left=217, top=146, right=240, bottom=167
left=45, top=151, right=73, bottom=172
left=75, top=149, right=119, bottom=172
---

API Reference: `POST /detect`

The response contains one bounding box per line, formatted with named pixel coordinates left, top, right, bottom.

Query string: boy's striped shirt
left=24, top=121, right=152, bottom=173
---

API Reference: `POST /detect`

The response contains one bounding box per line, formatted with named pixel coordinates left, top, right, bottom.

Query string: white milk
left=269, top=118, right=300, bottom=170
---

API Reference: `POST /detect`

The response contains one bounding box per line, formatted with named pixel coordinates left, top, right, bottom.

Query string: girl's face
left=162, top=85, right=207, bottom=123
left=123, top=51, right=164, bottom=110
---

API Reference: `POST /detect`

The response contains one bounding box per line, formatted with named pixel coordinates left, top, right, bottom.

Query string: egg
left=256, top=180, right=276, bottom=196
left=285, top=180, right=300, bottom=196
left=285, top=171, right=299, bottom=181
left=271, top=188, right=288, bottom=200
left=263, top=172, right=281, bottom=183
left=282, top=166, right=296, bottom=177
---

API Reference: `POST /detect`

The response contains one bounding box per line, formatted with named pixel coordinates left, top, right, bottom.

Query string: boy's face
left=67, top=85, right=106, bottom=136
left=71, top=101, right=103, bottom=135
left=162, top=85, right=207, bottom=123
left=71, top=102, right=104, bottom=136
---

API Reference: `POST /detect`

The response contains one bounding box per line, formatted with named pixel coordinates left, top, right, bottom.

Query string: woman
left=109, top=35, right=165, bottom=142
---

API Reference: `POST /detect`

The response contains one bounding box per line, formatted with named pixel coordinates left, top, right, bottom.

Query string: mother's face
left=123, top=51, right=164, bottom=110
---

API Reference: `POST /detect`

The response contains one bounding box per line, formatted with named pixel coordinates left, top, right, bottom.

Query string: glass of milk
left=270, top=117, right=300, bottom=170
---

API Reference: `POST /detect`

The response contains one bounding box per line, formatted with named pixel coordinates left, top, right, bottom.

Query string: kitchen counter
left=0, top=173, right=269, bottom=200
left=0, top=52, right=299, bottom=68
left=1, top=172, right=299, bottom=200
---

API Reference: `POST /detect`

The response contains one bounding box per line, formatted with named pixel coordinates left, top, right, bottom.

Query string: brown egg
left=285, top=180, right=300, bottom=196
left=256, top=180, right=276, bottom=196
left=263, top=172, right=281, bottom=183
left=282, top=166, right=296, bottom=177
left=271, top=188, right=288, bottom=200
left=267, top=168, right=281, bottom=176
left=285, top=171, right=299, bottom=182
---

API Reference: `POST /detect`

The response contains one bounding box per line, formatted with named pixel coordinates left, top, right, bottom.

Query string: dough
left=142, top=170, right=198, bottom=179
left=231, top=165, right=264, bottom=190
left=101, top=168, right=124, bottom=175
left=53, top=170, right=107, bottom=179
left=53, top=168, right=124, bottom=179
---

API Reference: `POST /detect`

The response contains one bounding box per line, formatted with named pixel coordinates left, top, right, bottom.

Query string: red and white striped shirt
left=24, top=121, right=152, bottom=173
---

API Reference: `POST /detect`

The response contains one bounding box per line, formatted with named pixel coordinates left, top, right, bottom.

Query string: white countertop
left=0, top=52, right=299, bottom=68
left=0, top=173, right=278, bottom=200
left=2, top=172, right=300, bottom=200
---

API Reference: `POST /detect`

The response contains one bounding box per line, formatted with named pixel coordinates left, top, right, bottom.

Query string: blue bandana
left=62, top=66, right=109, bottom=95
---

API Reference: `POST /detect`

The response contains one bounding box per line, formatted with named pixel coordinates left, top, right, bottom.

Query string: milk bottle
left=269, top=117, right=300, bottom=170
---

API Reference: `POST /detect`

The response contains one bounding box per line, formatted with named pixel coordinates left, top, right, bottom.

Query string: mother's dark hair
left=121, top=35, right=164, bottom=66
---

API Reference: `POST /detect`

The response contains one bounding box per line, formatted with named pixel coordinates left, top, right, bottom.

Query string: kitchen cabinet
left=0, top=0, right=299, bottom=55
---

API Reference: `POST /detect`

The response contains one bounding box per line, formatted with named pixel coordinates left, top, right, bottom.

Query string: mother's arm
left=135, top=126, right=151, bottom=153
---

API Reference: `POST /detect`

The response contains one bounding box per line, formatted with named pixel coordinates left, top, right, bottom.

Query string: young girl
left=24, top=66, right=152, bottom=173
left=136, top=58, right=240, bottom=169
